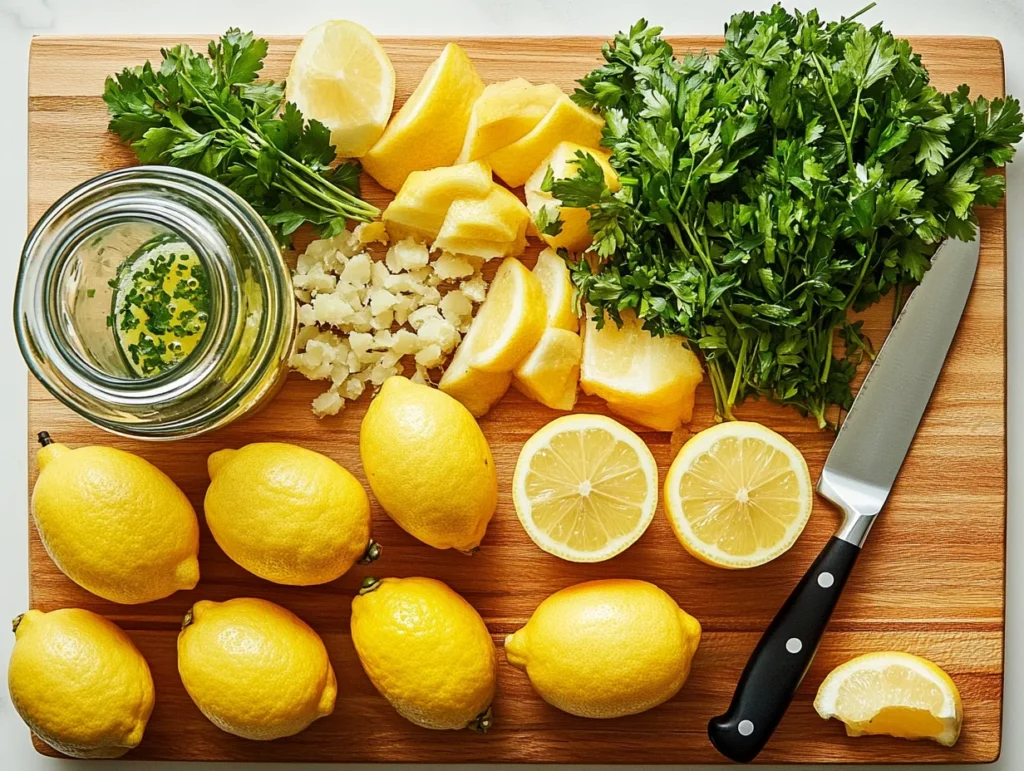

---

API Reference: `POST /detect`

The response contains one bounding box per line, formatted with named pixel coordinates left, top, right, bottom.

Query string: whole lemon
left=351, top=577, right=496, bottom=731
left=31, top=435, right=200, bottom=604
left=8, top=608, right=155, bottom=758
left=204, top=443, right=376, bottom=585
left=505, top=579, right=702, bottom=718
left=177, top=598, right=336, bottom=740
left=360, top=376, right=497, bottom=551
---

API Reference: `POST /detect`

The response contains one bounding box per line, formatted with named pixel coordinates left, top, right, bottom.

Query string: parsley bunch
left=103, top=30, right=379, bottom=245
left=565, top=4, right=1022, bottom=427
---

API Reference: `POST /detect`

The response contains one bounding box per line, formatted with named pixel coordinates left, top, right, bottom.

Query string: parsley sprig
left=103, top=30, right=379, bottom=245
left=565, top=4, right=1022, bottom=427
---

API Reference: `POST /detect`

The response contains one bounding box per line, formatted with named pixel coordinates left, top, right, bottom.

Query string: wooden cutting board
left=25, top=34, right=1006, bottom=764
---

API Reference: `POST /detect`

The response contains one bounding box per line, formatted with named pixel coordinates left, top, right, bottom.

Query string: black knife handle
left=707, top=536, right=861, bottom=763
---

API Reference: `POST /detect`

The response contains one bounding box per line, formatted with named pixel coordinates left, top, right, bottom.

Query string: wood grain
left=25, top=35, right=1006, bottom=764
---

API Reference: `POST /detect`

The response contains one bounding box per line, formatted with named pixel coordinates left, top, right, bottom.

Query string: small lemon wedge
left=513, top=414, right=658, bottom=562
left=439, top=319, right=513, bottom=418
left=362, top=43, right=484, bottom=191
left=525, top=142, right=621, bottom=253
left=486, top=95, right=605, bottom=187
left=664, top=421, right=813, bottom=568
left=382, top=160, right=493, bottom=242
left=457, top=79, right=564, bottom=163
left=532, top=248, right=578, bottom=332
left=580, top=307, right=703, bottom=431
left=287, top=20, right=395, bottom=158
left=513, top=328, right=582, bottom=411
left=467, top=257, right=546, bottom=372
left=435, top=185, right=530, bottom=245
left=814, top=652, right=963, bottom=747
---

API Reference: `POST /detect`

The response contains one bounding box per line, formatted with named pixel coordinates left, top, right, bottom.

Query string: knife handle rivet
left=738, top=720, right=755, bottom=736
left=786, top=637, right=803, bottom=654
left=817, top=572, right=835, bottom=589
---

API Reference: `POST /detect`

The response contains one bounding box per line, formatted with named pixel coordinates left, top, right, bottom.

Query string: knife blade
left=707, top=236, right=980, bottom=763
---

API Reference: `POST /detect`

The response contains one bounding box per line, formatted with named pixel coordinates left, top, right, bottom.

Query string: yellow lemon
left=814, top=652, right=963, bottom=746
left=438, top=317, right=513, bottom=418
left=664, top=421, right=813, bottom=568
left=362, top=43, right=484, bottom=191
left=532, top=247, right=578, bottom=332
left=486, top=95, right=604, bottom=187
left=177, top=598, right=336, bottom=741
left=287, top=20, right=395, bottom=157
left=505, top=579, right=701, bottom=718
left=382, top=160, right=493, bottom=242
left=580, top=308, right=703, bottom=431
left=512, top=414, right=658, bottom=562
left=8, top=608, right=154, bottom=758
left=351, top=577, right=496, bottom=731
left=204, top=443, right=376, bottom=586
left=457, top=78, right=564, bottom=162
left=30, top=436, right=199, bottom=604
left=360, top=376, right=497, bottom=551
left=512, top=328, right=582, bottom=411
left=466, top=257, right=547, bottom=373
left=525, top=142, right=621, bottom=253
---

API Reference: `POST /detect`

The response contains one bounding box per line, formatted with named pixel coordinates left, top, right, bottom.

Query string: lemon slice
left=814, top=652, right=963, bottom=747
left=513, top=328, right=582, bottom=411
left=467, top=257, right=546, bottom=373
left=457, top=79, right=564, bottom=163
left=362, top=43, right=484, bottom=191
left=664, top=421, right=812, bottom=568
left=532, top=248, right=578, bottom=332
left=513, top=414, right=658, bottom=562
left=486, top=95, right=605, bottom=187
left=287, top=21, right=396, bottom=158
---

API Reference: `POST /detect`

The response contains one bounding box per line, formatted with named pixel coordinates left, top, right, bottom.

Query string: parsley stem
left=811, top=53, right=855, bottom=172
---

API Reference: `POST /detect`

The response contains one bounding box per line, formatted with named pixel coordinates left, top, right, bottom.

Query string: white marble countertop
left=1, top=0, right=1021, bottom=769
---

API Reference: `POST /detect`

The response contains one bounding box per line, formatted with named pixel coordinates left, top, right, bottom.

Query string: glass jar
left=15, top=166, right=296, bottom=440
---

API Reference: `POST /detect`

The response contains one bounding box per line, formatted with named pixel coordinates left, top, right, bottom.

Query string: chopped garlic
left=289, top=227, right=487, bottom=416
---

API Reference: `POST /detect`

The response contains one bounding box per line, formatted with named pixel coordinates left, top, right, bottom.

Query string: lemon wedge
left=580, top=308, right=703, bottom=431
left=438, top=322, right=513, bottom=419
left=382, top=161, right=493, bottom=242
left=486, top=95, right=605, bottom=187
left=532, top=248, right=578, bottom=332
left=512, top=414, right=658, bottom=562
left=664, top=421, right=812, bottom=568
left=814, top=652, right=963, bottom=747
left=525, top=142, right=620, bottom=253
left=457, top=79, right=564, bottom=163
left=513, top=328, right=582, bottom=411
left=362, top=43, right=484, bottom=191
left=467, top=257, right=546, bottom=372
left=435, top=185, right=530, bottom=245
left=287, top=21, right=396, bottom=158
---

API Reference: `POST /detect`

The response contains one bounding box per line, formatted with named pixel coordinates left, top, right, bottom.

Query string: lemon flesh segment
left=513, top=328, right=582, bottom=411
left=382, top=160, right=493, bottom=242
left=362, top=43, right=484, bottom=191
left=532, top=248, right=578, bottom=332
left=580, top=307, right=703, bottom=431
left=664, top=421, right=812, bottom=568
left=458, top=79, right=564, bottom=163
left=287, top=20, right=396, bottom=158
left=467, top=257, right=546, bottom=373
left=513, top=414, right=658, bottom=562
left=525, top=142, right=621, bottom=253
left=486, top=95, right=605, bottom=187
left=814, top=652, right=963, bottom=747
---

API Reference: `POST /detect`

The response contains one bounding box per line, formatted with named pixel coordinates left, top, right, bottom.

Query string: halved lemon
left=287, top=21, right=396, bottom=158
left=513, top=414, right=658, bottom=562
left=664, top=421, right=812, bottom=568
left=532, top=248, right=578, bottom=332
left=468, top=257, right=546, bottom=373
left=814, top=652, right=963, bottom=747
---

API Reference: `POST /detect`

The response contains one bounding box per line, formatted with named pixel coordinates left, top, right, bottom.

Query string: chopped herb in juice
left=108, top=233, right=210, bottom=377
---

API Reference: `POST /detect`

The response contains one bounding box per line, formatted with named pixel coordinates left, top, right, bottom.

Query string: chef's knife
left=707, top=236, right=981, bottom=763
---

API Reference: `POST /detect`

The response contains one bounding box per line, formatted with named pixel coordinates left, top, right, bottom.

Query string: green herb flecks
left=103, top=29, right=378, bottom=246
left=564, top=5, right=1022, bottom=427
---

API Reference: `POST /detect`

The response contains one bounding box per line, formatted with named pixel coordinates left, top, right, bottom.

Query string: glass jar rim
left=15, top=166, right=295, bottom=439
